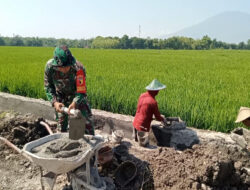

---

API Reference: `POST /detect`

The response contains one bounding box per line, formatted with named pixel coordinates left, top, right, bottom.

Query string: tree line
left=0, top=35, right=250, bottom=50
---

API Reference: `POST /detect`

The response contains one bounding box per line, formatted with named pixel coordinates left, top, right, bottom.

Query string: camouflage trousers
left=55, top=97, right=95, bottom=135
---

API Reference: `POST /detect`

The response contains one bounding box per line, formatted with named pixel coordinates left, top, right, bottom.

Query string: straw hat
left=146, top=79, right=166, bottom=91
left=235, top=107, right=250, bottom=123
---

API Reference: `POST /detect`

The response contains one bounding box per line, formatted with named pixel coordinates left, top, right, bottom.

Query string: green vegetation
left=1, top=35, right=250, bottom=50
left=0, top=46, right=249, bottom=132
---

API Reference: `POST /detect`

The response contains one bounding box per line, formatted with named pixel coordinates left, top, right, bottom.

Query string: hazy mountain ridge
left=164, top=11, right=250, bottom=43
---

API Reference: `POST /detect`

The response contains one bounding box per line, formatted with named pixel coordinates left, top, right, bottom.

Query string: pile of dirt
left=0, top=111, right=54, bottom=148
left=129, top=140, right=250, bottom=190
left=0, top=112, right=67, bottom=190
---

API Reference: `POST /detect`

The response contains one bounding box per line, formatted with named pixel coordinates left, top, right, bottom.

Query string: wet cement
left=31, top=138, right=94, bottom=158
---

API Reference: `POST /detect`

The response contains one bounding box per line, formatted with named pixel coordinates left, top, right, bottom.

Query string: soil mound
left=130, top=140, right=250, bottom=189
left=0, top=111, right=52, bottom=148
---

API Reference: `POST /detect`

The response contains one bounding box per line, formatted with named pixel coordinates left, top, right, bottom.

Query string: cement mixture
left=31, top=138, right=89, bottom=158
left=31, top=136, right=102, bottom=159
left=0, top=111, right=250, bottom=190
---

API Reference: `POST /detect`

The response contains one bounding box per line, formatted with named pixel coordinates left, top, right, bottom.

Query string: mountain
left=163, top=11, right=250, bottom=43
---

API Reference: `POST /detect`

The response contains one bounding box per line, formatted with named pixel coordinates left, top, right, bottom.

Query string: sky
left=0, top=0, right=250, bottom=39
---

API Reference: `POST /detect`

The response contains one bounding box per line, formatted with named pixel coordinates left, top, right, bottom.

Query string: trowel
left=61, top=107, right=86, bottom=140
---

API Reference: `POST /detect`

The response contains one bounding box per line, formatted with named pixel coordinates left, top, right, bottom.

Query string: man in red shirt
left=133, top=79, right=167, bottom=147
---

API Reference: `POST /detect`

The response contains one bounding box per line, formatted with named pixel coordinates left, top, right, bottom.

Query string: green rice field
left=0, top=46, right=249, bottom=132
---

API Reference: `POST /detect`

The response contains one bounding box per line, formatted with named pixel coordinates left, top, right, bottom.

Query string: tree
left=78, top=39, right=90, bottom=48
left=229, top=43, right=237, bottom=49
left=119, top=35, right=130, bottom=49
left=0, top=34, right=244, bottom=50
left=91, top=37, right=120, bottom=49
left=200, top=35, right=212, bottom=49
left=144, top=38, right=153, bottom=49
left=163, top=37, right=194, bottom=49
left=164, top=37, right=181, bottom=49
left=10, top=35, right=24, bottom=46
left=42, top=38, right=57, bottom=47
left=25, top=37, right=43, bottom=46
left=238, top=42, right=246, bottom=49
left=246, top=39, right=250, bottom=50
left=0, top=37, right=5, bottom=46
left=67, top=39, right=79, bottom=48
left=57, top=38, right=69, bottom=46
left=130, top=37, right=145, bottom=49
left=210, top=39, right=218, bottom=49
left=152, top=39, right=159, bottom=49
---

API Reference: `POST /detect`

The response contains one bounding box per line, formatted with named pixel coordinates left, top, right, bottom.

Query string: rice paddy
left=0, top=46, right=249, bottom=132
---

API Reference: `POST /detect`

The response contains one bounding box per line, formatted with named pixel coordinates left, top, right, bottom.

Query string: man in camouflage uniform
left=44, top=45, right=94, bottom=135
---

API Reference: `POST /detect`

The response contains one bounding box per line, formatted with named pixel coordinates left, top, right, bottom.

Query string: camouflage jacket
left=44, top=59, right=88, bottom=107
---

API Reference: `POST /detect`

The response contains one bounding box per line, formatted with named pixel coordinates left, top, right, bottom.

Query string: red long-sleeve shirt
left=133, top=92, right=163, bottom=132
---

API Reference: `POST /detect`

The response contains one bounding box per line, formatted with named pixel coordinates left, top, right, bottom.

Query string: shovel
left=61, top=107, right=86, bottom=140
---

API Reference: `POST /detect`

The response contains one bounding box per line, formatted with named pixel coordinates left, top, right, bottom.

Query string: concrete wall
left=0, top=92, right=235, bottom=144
left=0, top=92, right=135, bottom=138
left=0, top=92, right=55, bottom=120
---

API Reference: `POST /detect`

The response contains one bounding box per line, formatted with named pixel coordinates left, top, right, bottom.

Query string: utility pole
left=139, top=25, right=141, bottom=38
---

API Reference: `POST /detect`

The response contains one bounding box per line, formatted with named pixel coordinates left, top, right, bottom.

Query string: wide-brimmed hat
left=235, top=107, right=250, bottom=123
left=146, top=79, right=166, bottom=91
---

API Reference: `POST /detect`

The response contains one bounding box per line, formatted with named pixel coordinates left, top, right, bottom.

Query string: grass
left=0, top=46, right=250, bottom=132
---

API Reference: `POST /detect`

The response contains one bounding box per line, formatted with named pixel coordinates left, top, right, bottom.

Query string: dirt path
left=0, top=150, right=41, bottom=190
left=0, top=151, right=68, bottom=190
